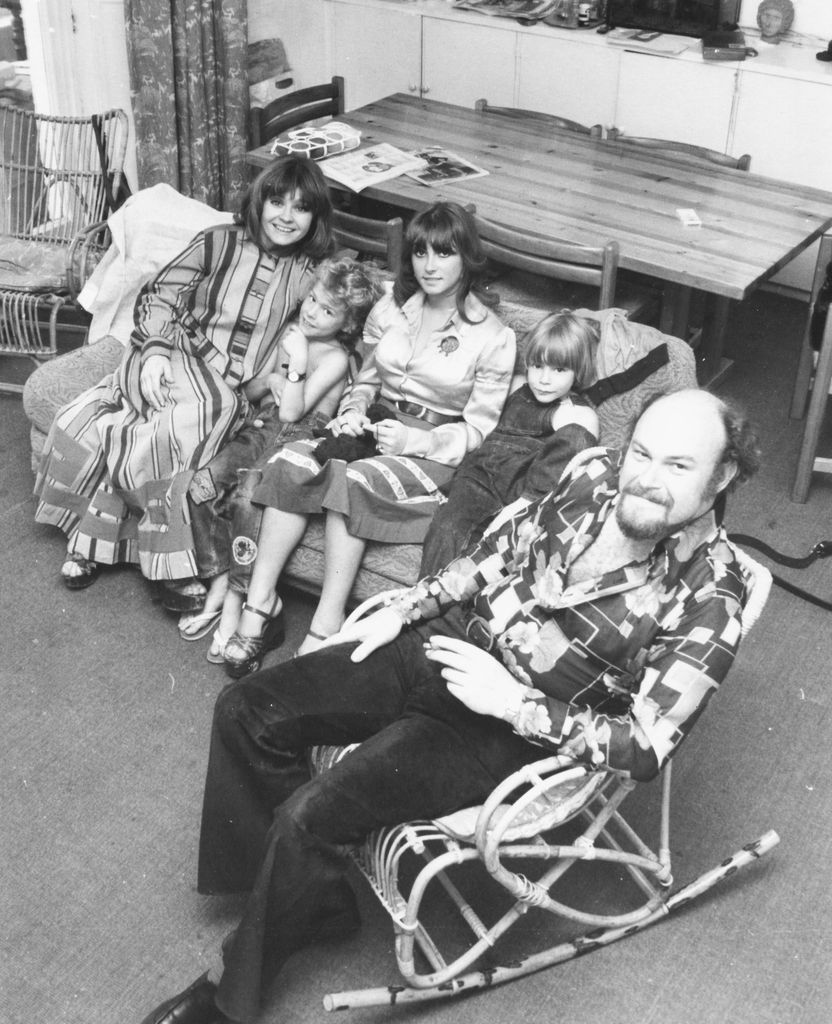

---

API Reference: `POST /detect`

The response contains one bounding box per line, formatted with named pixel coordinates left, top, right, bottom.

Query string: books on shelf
left=319, top=143, right=426, bottom=193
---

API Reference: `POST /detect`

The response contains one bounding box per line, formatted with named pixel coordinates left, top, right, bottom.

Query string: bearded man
left=141, top=388, right=761, bottom=1024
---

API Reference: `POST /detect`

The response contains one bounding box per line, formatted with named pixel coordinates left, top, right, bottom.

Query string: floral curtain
left=124, top=0, right=249, bottom=213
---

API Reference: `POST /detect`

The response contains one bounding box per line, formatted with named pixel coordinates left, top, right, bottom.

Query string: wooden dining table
left=248, top=92, right=832, bottom=494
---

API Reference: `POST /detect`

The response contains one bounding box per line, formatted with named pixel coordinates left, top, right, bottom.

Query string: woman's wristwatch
left=286, top=369, right=307, bottom=383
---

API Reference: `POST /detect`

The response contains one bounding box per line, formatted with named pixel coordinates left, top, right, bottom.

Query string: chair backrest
left=332, top=208, right=404, bottom=278
left=606, top=129, right=751, bottom=171
left=475, top=98, right=603, bottom=138
left=0, top=107, right=129, bottom=243
left=249, top=76, right=345, bottom=148
left=472, top=212, right=620, bottom=310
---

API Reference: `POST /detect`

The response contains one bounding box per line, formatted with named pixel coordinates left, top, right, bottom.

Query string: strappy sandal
left=61, top=553, right=100, bottom=590
left=178, top=608, right=222, bottom=642
left=294, top=627, right=335, bottom=659
left=223, top=595, right=285, bottom=678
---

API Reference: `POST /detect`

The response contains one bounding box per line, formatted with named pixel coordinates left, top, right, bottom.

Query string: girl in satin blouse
left=216, top=201, right=516, bottom=675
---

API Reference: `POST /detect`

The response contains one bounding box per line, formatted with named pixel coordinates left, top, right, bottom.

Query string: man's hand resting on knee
left=423, top=635, right=526, bottom=721
left=328, top=606, right=406, bottom=662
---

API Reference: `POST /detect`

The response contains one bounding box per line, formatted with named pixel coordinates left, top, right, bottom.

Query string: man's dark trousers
left=197, top=617, right=542, bottom=1023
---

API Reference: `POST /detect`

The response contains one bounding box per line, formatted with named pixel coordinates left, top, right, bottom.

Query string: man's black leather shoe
left=139, top=973, right=228, bottom=1024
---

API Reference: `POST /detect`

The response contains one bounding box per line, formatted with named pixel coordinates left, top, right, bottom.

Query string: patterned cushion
left=0, top=238, right=70, bottom=291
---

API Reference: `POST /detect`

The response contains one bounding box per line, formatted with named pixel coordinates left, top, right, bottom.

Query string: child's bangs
left=525, top=333, right=577, bottom=368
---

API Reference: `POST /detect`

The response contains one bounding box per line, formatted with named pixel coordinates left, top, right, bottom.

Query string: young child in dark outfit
left=420, top=310, right=600, bottom=575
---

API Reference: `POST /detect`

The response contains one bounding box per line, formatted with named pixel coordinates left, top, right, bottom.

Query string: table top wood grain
left=247, top=92, right=832, bottom=301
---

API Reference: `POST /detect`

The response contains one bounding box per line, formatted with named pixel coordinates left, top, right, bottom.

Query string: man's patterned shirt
left=394, top=447, right=750, bottom=780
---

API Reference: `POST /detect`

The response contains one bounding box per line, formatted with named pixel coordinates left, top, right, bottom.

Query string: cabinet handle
left=421, top=85, right=430, bottom=96
left=408, top=83, right=418, bottom=93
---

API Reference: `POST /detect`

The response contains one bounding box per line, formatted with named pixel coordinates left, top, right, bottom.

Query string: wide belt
left=389, top=399, right=463, bottom=427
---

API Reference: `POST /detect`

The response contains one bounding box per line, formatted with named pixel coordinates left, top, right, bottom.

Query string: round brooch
left=439, top=336, right=459, bottom=356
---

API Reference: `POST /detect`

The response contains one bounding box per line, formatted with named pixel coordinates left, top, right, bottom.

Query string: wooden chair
left=607, top=131, right=751, bottom=346
left=311, top=549, right=778, bottom=1009
left=332, top=208, right=404, bottom=278
left=0, top=107, right=129, bottom=394
left=790, top=232, right=832, bottom=501
left=249, top=76, right=345, bottom=148
left=475, top=98, right=603, bottom=138
left=471, top=211, right=656, bottom=320
left=606, top=129, right=751, bottom=170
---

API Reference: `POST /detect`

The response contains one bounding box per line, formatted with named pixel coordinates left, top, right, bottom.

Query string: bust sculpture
left=756, top=0, right=794, bottom=43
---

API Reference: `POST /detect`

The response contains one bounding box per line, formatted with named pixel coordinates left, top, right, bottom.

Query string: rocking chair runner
left=310, top=547, right=778, bottom=1011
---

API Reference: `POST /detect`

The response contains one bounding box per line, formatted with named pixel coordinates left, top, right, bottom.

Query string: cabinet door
left=329, top=2, right=422, bottom=110
left=614, top=51, right=738, bottom=153
left=517, top=34, right=618, bottom=128
left=257, top=0, right=328, bottom=91
left=732, top=71, right=832, bottom=293
left=421, top=17, right=516, bottom=107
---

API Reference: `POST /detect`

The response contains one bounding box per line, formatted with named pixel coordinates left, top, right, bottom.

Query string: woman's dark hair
left=236, top=156, right=333, bottom=259
left=393, top=202, right=494, bottom=323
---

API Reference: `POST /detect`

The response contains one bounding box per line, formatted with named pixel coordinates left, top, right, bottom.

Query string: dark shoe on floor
left=223, top=594, right=285, bottom=678
left=138, top=973, right=227, bottom=1024
left=61, top=553, right=100, bottom=590
left=155, top=578, right=208, bottom=613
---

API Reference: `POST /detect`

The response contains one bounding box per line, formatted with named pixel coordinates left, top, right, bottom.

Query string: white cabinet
left=732, top=71, right=832, bottom=291
left=329, top=1, right=422, bottom=109
left=517, top=32, right=619, bottom=128
left=614, top=51, right=739, bottom=154
left=421, top=17, right=516, bottom=107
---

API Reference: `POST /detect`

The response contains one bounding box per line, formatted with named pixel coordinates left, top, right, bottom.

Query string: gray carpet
left=1, top=291, right=831, bottom=1024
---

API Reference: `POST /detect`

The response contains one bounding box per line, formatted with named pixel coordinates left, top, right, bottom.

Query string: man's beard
left=616, top=476, right=721, bottom=541
left=615, top=485, right=674, bottom=542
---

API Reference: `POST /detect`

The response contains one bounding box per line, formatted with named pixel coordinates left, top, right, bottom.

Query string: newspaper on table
left=320, top=143, right=426, bottom=193
left=405, top=146, right=489, bottom=188
left=452, top=0, right=558, bottom=20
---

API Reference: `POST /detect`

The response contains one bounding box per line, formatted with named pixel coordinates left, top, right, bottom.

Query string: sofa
left=22, top=303, right=696, bottom=603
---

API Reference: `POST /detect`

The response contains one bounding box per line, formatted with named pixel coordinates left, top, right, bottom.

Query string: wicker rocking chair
left=310, top=548, right=778, bottom=1011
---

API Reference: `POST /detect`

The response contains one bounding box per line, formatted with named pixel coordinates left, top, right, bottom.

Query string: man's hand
left=140, top=355, right=173, bottom=412
left=330, top=606, right=405, bottom=662
left=424, top=635, right=526, bottom=720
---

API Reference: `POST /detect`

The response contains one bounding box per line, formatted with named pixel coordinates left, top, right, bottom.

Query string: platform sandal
left=61, top=552, right=100, bottom=590
left=223, top=595, right=285, bottom=678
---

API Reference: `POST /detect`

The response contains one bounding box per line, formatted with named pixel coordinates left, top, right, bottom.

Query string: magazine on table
left=405, top=146, right=489, bottom=187
left=319, top=143, right=426, bottom=193
left=452, top=0, right=558, bottom=20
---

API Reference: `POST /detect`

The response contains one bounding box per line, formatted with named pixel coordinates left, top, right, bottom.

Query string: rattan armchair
left=0, top=106, right=129, bottom=393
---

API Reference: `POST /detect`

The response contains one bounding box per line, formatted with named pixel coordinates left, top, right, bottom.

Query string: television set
left=605, top=0, right=740, bottom=38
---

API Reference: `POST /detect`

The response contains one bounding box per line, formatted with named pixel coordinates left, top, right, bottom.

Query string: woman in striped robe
left=33, top=156, right=333, bottom=596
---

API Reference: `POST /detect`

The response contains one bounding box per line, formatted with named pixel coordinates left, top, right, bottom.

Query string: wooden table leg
left=789, top=234, right=832, bottom=420
left=792, top=300, right=832, bottom=502
left=698, top=294, right=731, bottom=386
